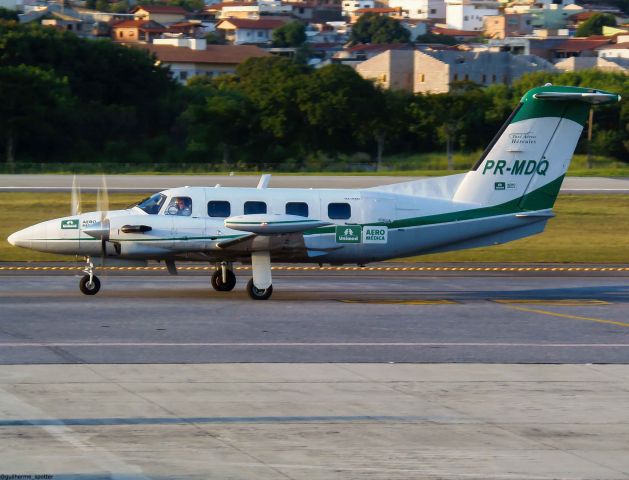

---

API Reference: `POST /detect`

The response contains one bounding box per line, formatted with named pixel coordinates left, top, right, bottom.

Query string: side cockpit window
left=165, top=197, right=192, bottom=216
left=135, top=193, right=166, bottom=215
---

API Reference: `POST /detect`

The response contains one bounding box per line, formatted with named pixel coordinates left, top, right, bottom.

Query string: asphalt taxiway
left=1, top=266, right=627, bottom=364
left=1, top=174, right=628, bottom=193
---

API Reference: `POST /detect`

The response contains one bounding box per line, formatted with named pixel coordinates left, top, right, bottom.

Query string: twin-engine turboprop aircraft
left=7, top=85, right=621, bottom=299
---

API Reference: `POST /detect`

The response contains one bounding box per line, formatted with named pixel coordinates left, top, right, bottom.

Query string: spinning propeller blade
left=96, top=175, right=110, bottom=266
left=71, top=175, right=81, bottom=216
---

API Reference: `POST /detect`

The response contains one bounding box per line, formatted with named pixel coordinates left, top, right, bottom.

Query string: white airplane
left=7, top=85, right=621, bottom=299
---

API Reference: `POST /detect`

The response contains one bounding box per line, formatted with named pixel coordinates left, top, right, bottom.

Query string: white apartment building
left=388, top=0, right=445, bottom=20
left=445, top=0, right=499, bottom=31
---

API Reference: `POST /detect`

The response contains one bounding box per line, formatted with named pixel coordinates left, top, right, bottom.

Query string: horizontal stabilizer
left=225, top=214, right=330, bottom=234
left=533, top=91, right=621, bottom=104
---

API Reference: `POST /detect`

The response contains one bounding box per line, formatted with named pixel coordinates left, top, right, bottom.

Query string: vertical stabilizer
left=452, top=85, right=620, bottom=210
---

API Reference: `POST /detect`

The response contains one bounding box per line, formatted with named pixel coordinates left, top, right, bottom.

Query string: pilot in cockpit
left=166, top=197, right=192, bottom=216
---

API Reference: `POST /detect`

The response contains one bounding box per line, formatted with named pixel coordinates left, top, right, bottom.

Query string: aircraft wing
left=216, top=214, right=336, bottom=256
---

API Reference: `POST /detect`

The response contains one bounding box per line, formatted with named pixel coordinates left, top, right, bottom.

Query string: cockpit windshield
left=134, top=193, right=166, bottom=215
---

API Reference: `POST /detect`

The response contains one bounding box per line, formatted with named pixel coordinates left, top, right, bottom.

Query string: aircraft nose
left=8, top=230, right=24, bottom=247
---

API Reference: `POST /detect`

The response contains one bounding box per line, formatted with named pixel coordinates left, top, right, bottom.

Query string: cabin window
left=286, top=202, right=309, bottom=217
left=165, top=196, right=192, bottom=216
left=135, top=193, right=166, bottom=215
left=244, top=201, right=267, bottom=214
left=208, top=200, right=231, bottom=217
left=328, top=202, right=351, bottom=220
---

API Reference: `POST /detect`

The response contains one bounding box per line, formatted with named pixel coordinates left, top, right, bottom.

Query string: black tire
left=79, top=275, right=101, bottom=295
left=211, top=269, right=236, bottom=292
left=246, top=278, right=273, bottom=300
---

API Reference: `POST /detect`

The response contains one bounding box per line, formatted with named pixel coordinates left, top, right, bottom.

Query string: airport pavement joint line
left=0, top=266, right=628, bottom=272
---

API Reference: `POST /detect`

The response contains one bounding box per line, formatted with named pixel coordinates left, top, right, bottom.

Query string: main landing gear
left=79, top=257, right=101, bottom=295
left=211, top=255, right=273, bottom=300
left=247, top=251, right=273, bottom=300
left=211, top=262, right=236, bottom=292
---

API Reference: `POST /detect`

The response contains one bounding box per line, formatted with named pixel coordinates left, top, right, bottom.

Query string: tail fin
left=453, top=85, right=621, bottom=210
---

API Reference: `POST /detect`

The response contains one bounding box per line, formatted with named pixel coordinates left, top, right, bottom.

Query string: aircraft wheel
left=246, top=278, right=272, bottom=300
left=79, top=274, right=101, bottom=295
left=211, top=269, right=236, bottom=292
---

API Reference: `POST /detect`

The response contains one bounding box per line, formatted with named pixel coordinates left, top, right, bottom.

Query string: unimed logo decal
left=335, top=225, right=361, bottom=243
left=61, top=219, right=79, bottom=229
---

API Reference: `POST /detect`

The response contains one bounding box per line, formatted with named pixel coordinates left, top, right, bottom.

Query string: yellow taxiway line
left=505, top=305, right=629, bottom=328
left=0, top=266, right=627, bottom=272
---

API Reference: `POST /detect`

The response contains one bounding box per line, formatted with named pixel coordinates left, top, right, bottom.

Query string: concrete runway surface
left=1, top=363, right=629, bottom=480
left=0, top=267, right=627, bottom=364
left=1, top=174, right=628, bottom=193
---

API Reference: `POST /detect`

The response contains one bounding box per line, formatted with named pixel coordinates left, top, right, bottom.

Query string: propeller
left=84, top=175, right=111, bottom=266
left=71, top=175, right=81, bottom=216
left=97, top=175, right=110, bottom=265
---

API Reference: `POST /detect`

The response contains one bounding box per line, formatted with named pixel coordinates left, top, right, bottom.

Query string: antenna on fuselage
left=257, top=174, right=271, bottom=189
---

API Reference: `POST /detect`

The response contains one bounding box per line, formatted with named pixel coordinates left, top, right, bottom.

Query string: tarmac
left=0, top=266, right=628, bottom=479
left=1, top=363, right=629, bottom=479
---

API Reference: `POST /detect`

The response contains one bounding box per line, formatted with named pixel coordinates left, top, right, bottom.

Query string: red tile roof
left=112, top=19, right=167, bottom=32
left=596, top=41, right=629, bottom=49
left=216, top=18, right=288, bottom=29
left=354, top=7, right=400, bottom=13
left=554, top=38, right=613, bottom=52
left=431, top=26, right=478, bottom=36
left=570, top=11, right=598, bottom=22
left=132, top=5, right=188, bottom=15
left=139, top=43, right=270, bottom=64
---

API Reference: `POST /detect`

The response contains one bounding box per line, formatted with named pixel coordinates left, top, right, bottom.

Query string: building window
left=453, top=73, right=458, bottom=81
left=179, top=71, right=188, bottom=80
left=119, top=31, right=123, bottom=38
left=464, top=15, right=468, bottom=21
left=418, top=73, right=425, bottom=82
left=244, top=201, right=267, bottom=214
left=208, top=201, right=231, bottom=217
left=464, top=74, right=469, bottom=81
left=482, top=74, right=486, bottom=83
left=286, top=202, right=309, bottom=217
left=492, top=74, right=496, bottom=83
left=328, top=203, right=351, bottom=220
left=430, top=8, right=436, bottom=13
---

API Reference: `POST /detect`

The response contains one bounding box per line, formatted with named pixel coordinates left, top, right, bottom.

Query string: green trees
left=272, top=21, right=306, bottom=47
left=0, top=7, right=18, bottom=21
left=0, top=21, right=181, bottom=163
left=0, top=20, right=627, bottom=168
left=575, top=13, right=617, bottom=37
left=349, top=13, right=410, bottom=45
left=0, top=65, right=72, bottom=163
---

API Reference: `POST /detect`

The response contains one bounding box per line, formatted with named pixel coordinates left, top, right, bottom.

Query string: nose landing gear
left=80, top=257, right=101, bottom=295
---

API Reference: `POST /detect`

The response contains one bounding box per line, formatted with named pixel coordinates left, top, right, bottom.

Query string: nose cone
left=7, top=223, right=48, bottom=250
left=7, top=229, right=29, bottom=248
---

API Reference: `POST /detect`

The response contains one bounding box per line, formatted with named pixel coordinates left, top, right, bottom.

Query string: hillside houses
left=11, top=0, right=629, bottom=86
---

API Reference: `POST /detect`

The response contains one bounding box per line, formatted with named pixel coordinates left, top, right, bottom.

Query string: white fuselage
left=8, top=182, right=551, bottom=265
